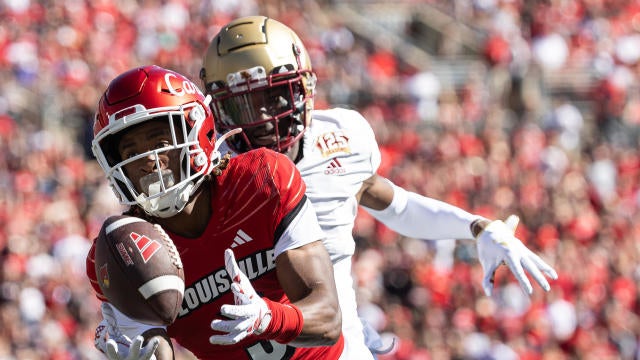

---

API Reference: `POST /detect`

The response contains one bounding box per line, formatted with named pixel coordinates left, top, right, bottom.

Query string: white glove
left=94, top=303, right=159, bottom=360
left=476, top=215, right=558, bottom=296
left=210, top=249, right=272, bottom=345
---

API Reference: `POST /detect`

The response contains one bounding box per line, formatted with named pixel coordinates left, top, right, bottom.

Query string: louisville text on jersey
left=178, top=249, right=276, bottom=317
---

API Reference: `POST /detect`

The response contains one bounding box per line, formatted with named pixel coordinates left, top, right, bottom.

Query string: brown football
left=94, top=215, right=184, bottom=326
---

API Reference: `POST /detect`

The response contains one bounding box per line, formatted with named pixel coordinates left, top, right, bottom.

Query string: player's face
left=219, top=83, right=298, bottom=148
left=219, top=83, right=292, bottom=126
left=117, top=120, right=183, bottom=195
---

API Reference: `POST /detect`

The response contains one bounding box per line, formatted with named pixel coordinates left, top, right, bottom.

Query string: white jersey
left=297, top=108, right=381, bottom=262
left=217, top=108, right=380, bottom=360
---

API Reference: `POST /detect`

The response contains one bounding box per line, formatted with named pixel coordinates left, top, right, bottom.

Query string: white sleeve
left=363, top=181, right=483, bottom=241
left=274, top=197, right=325, bottom=257
left=363, top=115, right=382, bottom=176
left=350, top=108, right=382, bottom=176
left=110, top=304, right=166, bottom=339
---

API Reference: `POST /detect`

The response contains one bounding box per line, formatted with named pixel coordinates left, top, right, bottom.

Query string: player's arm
left=359, top=174, right=558, bottom=296
left=275, top=240, right=341, bottom=346
left=210, top=151, right=341, bottom=346
left=267, top=152, right=341, bottom=345
left=209, top=200, right=342, bottom=347
left=358, top=174, right=481, bottom=240
left=209, top=245, right=340, bottom=347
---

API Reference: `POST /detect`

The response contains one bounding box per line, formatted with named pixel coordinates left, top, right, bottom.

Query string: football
left=94, top=215, right=185, bottom=326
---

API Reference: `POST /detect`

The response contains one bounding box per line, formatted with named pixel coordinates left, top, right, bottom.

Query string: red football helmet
left=92, top=65, right=224, bottom=218
left=200, top=16, right=316, bottom=154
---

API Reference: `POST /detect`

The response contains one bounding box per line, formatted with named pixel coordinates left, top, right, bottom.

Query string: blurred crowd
left=1, top=0, right=640, bottom=359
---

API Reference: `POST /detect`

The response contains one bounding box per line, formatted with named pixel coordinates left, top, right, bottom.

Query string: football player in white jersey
left=200, top=16, right=558, bottom=359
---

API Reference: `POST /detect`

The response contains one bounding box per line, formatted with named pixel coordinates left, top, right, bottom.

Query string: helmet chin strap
left=135, top=128, right=243, bottom=218
left=148, top=183, right=194, bottom=218
left=135, top=174, right=194, bottom=218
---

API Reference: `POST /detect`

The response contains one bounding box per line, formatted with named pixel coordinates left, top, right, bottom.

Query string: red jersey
left=87, top=149, right=344, bottom=359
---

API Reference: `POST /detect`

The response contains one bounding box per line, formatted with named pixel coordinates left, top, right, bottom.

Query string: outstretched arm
left=359, top=174, right=558, bottom=296
left=359, top=174, right=480, bottom=240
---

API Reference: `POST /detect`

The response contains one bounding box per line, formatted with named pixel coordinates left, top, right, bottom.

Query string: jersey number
left=316, top=131, right=349, bottom=156
left=246, top=340, right=295, bottom=360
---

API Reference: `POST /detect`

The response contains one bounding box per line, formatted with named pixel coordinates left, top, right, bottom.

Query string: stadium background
left=1, top=0, right=639, bottom=359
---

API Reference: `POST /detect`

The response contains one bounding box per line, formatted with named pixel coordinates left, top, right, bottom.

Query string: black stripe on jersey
left=274, top=194, right=308, bottom=245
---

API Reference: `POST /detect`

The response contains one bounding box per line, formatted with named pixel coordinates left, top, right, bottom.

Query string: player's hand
left=210, top=249, right=271, bottom=345
left=94, top=303, right=159, bottom=360
left=476, top=215, right=558, bottom=296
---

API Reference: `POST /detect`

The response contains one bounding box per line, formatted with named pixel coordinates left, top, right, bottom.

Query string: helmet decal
left=164, top=73, right=203, bottom=97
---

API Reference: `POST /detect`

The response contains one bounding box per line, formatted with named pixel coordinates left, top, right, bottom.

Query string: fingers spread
left=503, top=256, right=533, bottom=295
left=521, top=256, right=550, bottom=292
left=528, top=251, right=559, bottom=280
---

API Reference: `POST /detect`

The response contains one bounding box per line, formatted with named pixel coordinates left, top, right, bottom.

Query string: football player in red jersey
left=87, top=65, right=345, bottom=359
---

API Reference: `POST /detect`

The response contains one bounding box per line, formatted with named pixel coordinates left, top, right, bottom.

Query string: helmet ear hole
left=193, top=153, right=207, bottom=167
left=189, top=104, right=206, bottom=122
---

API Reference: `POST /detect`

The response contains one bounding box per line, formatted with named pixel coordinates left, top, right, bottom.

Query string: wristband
left=470, top=218, right=491, bottom=238
left=261, top=298, right=304, bottom=344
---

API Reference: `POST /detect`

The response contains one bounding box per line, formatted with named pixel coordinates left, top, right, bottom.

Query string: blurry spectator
left=405, top=70, right=442, bottom=122
left=531, top=32, right=569, bottom=71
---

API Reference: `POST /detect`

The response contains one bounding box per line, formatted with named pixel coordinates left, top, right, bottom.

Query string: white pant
left=334, top=258, right=375, bottom=360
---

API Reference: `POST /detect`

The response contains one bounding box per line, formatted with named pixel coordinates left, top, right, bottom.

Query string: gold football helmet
left=200, top=16, right=316, bottom=153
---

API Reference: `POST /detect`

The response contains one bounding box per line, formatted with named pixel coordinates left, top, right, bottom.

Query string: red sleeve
left=260, top=150, right=310, bottom=242
left=86, top=239, right=108, bottom=302
left=268, top=151, right=306, bottom=217
left=213, top=148, right=308, bottom=241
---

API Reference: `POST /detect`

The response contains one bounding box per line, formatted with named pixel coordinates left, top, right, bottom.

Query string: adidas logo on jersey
left=231, top=229, right=253, bottom=248
left=324, top=158, right=346, bottom=175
